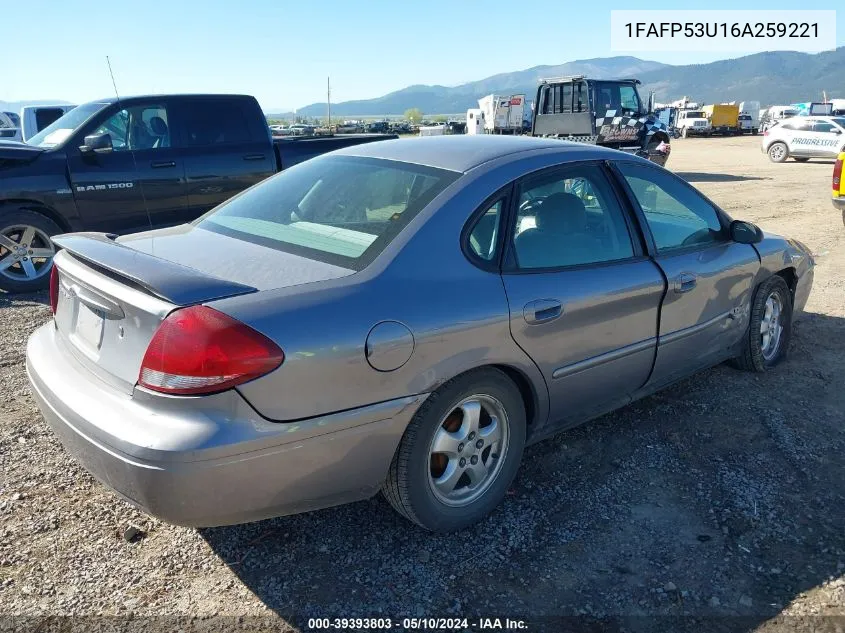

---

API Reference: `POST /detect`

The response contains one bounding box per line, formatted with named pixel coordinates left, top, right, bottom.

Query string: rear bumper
left=26, top=323, right=424, bottom=527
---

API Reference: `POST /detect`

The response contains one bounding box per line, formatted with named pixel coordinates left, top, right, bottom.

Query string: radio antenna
left=106, top=56, right=121, bottom=101
left=105, top=56, right=154, bottom=237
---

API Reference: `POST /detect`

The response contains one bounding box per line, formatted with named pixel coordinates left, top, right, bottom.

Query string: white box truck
left=466, top=108, right=485, bottom=135
left=477, top=94, right=525, bottom=134
left=738, top=101, right=760, bottom=135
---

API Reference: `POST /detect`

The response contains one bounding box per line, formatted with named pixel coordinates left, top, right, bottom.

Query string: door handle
left=674, top=272, right=697, bottom=293
left=243, top=153, right=266, bottom=161
left=151, top=160, right=176, bottom=168
left=523, top=299, right=562, bottom=324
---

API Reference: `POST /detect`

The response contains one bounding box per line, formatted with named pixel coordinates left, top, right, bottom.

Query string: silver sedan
left=27, top=136, right=814, bottom=532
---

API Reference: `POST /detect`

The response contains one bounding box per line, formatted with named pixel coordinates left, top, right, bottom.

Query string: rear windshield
left=197, top=155, right=459, bottom=270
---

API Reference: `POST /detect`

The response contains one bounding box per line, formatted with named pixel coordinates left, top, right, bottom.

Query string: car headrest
left=535, top=192, right=587, bottom=233
left=149, top=116, right=168, bottom=135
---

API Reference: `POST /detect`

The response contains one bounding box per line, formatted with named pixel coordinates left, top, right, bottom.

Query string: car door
left=810, top=120, right=845, bottom=157
left=780, top=118, right=814, bottom=157
left=613, top=161, right=760, bottom=389
left=67, top=101, right=188, bottom=233
left=499, top=162, right=665, bottom=427
left=172, top=97, right=276, bottom=222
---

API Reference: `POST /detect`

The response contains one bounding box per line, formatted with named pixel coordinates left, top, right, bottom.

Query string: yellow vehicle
left=703, top=104, right=740, bottom=136
left=834, top=151, right=844, bottom=225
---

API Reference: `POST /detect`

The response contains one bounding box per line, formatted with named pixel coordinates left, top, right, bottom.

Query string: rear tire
left=0, top=208, right=61, bottom=294
left=767, top=142, right=789, bottom=163
left=731, top=276, right=793, bottom=372
left=382, top=368, right=526, bottom=532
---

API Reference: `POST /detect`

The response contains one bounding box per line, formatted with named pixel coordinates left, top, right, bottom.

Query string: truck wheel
left=382, top=368, right=526, bottom=532
left=0, top=209, right=62, bottom=294
left=752, top=129, right=759, bottom=135
left=767, top=142, right=789, bottom=163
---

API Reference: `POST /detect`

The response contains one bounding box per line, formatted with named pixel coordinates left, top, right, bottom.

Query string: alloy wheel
left=760, top=291, right=784, bottom=361
left=427, top=395, right=510, bottom=507
left=0, top=225, right=55, bottom=282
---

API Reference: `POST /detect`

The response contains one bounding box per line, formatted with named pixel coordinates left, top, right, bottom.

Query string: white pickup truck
left=0, top=104, right=77, bottom=142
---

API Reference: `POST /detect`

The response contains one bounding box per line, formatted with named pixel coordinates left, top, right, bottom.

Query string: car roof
left=88, top=94, right=256, bottom=105
left=331, top=135, right=627, bottom=173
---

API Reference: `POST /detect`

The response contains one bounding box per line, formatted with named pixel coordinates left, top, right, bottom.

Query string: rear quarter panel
left=210, top=152, right=577, bottom=428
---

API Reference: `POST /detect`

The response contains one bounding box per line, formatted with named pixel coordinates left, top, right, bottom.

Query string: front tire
left=382, top=368, right=526, bottom=532
left=0, top=209, right=61, bottom=294
left=768, top=142, right=789, bottom=163
left=731, top=276, right=793, bottom=372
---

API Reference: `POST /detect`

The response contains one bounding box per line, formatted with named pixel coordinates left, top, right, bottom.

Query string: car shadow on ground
left=676, top=172, right=770, bottom=183
left=0, top=289, right=49, bottom=308
left=200, top=311, right=845, bottom=633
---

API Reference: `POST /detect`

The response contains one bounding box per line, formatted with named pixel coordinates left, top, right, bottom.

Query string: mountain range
left=288, top=48, right=844, bottom=117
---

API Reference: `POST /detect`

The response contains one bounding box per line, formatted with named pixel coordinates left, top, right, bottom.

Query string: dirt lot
left=1, top=135, right=843, bottom=632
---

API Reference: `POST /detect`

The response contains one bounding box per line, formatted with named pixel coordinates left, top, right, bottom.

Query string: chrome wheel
left=427, top=395, right=509, bottom=507
left=760, top=292, right=784, bottom=361
left=0, top=225, right=55, bottom=282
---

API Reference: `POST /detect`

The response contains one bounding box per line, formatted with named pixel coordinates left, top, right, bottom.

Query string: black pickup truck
left=0, top=94, right=396, bottom=292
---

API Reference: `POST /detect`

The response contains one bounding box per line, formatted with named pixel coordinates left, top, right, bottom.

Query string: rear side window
left=512, top=165, right=635, bottom=269
left=178, top=100, right=252, bottom=146
left=780, top=120, right=812, bottom=131
left=198, top=156, right=459, bottom=270
left=35, top=108, right=66, bottom=131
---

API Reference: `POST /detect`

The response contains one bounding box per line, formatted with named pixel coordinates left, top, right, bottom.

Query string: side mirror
left=79, top=133, right=113, bottom=154
left=730, top=220, right=764, bottom=244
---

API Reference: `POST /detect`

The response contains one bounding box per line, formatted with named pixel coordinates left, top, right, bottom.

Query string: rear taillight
left=834, top=156, right=843, bottom=192
left=138, top=305, right=284, bottom=395
left=49, top=265, right=59, bottom=315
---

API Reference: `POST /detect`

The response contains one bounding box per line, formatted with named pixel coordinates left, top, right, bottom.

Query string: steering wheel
left=519, top=195, right=547, bottom=214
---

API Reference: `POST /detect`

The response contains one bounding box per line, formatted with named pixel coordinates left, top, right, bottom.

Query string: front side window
left=90, top=104, right=170, bottom=151
left=813, top=121, right=836, bottom=133
left=198, top=156, right=459, bottom=270
left=512, top=165, right=634, bottom=269
left=616, top=162, right=724, bottom=252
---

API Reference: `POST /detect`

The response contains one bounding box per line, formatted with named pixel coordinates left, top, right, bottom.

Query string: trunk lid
left=50, top=233, right=260, bottom=395
left=50, top=229, right=354, bottom=395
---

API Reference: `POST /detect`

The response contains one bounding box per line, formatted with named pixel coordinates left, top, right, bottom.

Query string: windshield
left=594, top=82, right=643, bottom=115
left=197, top=155, right=459, bottom=270
left=26, top=102, right=108, bottom=148
left=833, top=118, right=845, bottom=129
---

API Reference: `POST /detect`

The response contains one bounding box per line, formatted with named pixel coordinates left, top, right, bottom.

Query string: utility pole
left=327, top=77, right=331, bottom=128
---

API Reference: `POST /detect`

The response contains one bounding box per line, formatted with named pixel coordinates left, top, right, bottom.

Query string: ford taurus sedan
left=26, top=136, right=814, bottom=532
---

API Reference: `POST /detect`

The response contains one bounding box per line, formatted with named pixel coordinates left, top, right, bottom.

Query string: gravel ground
left=1, top=136, right=843, bottom=633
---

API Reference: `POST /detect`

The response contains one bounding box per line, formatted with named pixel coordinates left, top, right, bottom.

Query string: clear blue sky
left=4, top=0, right=842, bottom=111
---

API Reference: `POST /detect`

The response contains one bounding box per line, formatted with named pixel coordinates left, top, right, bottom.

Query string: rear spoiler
left=52, top=232, right=257, bottom=306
